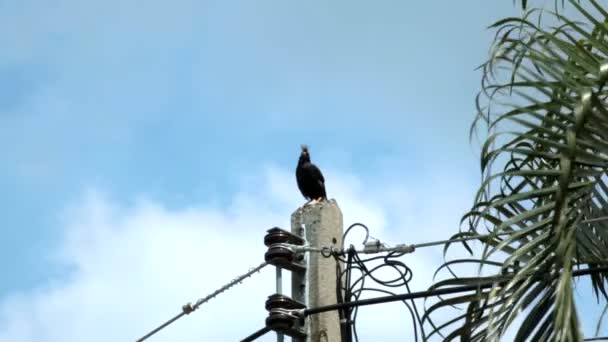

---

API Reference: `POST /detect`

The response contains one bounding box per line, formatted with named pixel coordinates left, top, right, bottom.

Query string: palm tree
left=423, top=1, right=608, bottom=340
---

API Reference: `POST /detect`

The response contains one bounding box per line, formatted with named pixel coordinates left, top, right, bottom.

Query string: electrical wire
left=280, top=216, right=608, bottom=257
left=136, top=261, right=269, bottom=342
left=333, top=223, right=425, bottom=342
left=321, top=220, right=608, bottom=340
left=299, top=264, right=608, bottom=317
left=277, top=232, right=499, bottom=257
left=240, top=326, right=272, bottom=342
left=139, top=216, right=608, bottom=341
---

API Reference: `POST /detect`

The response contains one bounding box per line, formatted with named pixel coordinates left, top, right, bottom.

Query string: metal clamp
left=265, top=294, right=307, bottom=338
left=264, top=227, right=306, bottom=272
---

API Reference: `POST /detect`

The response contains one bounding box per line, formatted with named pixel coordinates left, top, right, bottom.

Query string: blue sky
left=3, top=1, right=604, bottom=341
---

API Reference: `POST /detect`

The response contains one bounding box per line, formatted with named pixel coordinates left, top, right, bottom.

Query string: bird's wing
left=309, top=164, right=325, bottom=183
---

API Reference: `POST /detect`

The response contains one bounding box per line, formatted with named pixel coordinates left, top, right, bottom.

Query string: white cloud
left=0, top=166, right=475, bottom=342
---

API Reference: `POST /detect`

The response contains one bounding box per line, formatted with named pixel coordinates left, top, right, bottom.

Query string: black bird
left=296, top=145, right=327, bottom=203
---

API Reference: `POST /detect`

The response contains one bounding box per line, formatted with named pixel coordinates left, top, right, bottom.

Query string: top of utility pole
left=291, top=200, right=343, bottom=342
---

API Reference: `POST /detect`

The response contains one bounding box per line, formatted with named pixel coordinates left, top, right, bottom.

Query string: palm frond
left=425, top=2, right=608, bottom=340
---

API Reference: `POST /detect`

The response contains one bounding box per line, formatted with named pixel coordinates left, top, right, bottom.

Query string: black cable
left=305, top=265, right=608, bottom=317
left=342, top=223, right=370, bottom=245
left=350, top=287, right=418, bottom=340
left=349, top=249, right=420, bottom=342
left=343, top=247, right=355, bottom=342
left=240, top=326, right=271, bottom=342
left=334, top=251, right=348, bottom=342
left=386, top=250, right=426, bottom=339
left=346, top=263, right=365, bottom=342
left=337, top=225, right=424, bottom=341
left=135, top=312, right=187, bottom=342
left=136, top=262, right=268, bottom=342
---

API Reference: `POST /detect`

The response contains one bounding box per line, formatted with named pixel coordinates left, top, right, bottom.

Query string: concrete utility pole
left=291, top=200, right=343, bottom=342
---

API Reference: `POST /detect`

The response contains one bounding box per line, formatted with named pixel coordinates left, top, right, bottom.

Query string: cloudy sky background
left=1, top=1, right=606, bottom=341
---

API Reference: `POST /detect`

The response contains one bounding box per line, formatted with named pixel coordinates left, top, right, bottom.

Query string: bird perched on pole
left=296, top=145, right=327, bottom=204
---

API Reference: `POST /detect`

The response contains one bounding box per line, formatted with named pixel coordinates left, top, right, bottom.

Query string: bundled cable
left=328, top=223, right=425, bottom=342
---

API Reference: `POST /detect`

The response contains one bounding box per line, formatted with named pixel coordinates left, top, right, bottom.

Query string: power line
left=240, top=326, right=272, bottom=342
left=187, top=261, right=269, bottom=312
left=239, top=265, right=608, bottom=342
left=137, top=217, right=608, bottom=341
left=136, top=261, right=269, bottom=342
left=298, top=265, right=608, bottom=317
left=279, top=216, right=608, bottom=257
left=337, top=241, right=422, bottom=342
left=276, top=232, right=499, bottom=256
left=136, top=311, right=188, bottom=342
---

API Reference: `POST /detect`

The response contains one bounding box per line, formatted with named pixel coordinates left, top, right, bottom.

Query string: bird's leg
left=316, top=197, right=324, bottom=202
left=306, top=198, right=318, bottom=206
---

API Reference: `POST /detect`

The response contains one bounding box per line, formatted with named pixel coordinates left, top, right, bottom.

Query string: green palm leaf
left=425, top=1, right=608, bottom=340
